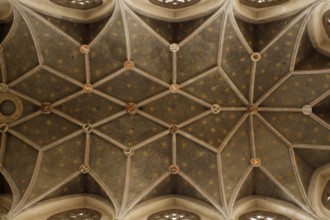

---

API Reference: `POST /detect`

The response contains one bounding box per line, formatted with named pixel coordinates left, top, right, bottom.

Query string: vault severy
left=0, top=0, right=329, bottom=220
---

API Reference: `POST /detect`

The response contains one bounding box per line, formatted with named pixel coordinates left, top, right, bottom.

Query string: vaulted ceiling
left=0, top=0, right=330, bottom=219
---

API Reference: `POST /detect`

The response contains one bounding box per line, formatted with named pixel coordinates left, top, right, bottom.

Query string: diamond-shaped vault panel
left=13, top=68, right=80, bottom=103
left=128, top=136, right=171, bottom=204
left=126, top=13, right=172, bottom=83
left=97, top=70, right=167, bottom=103
left=261, top=112, right=330, bottom=146
left=183, top=69, right=245, bottom=107
left=261, top=74, right=330, bottom=108
left=90, top=134, right=127, bottom=204
left=177, top=136, right=222, bottom=203
left=3, top=134, right=38, bottom=198
left=254, top=117, right=304, bottom=203
left=254, top=17, right=305, bottom=102
left=57, top=93, right=123, bottom=124
left=3, top=10, right=39, bottom=83
left=25, top=12, right=85, bottom=82
left=182, top=112, right=245, bottom=147
left=221, top=120, right=251, bottom=203
left=13, top=113, right=80, bottom=146
left=98, top=114, right=166, bottom=147
left=177, top=12, right=224, bottom=83
left=90, top=12, right=126, bottom=83
left=221, top=17, right=252, bottom=98
left=27, top=135, right=85, bottom=201
left=142, top=94, right=208, bottom=124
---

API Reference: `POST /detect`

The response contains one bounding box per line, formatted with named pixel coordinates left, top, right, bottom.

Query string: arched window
left=322, top=181, right=330, bottom=210
left=50, top=0, right=103, bottom=10
left=239, top=0, right=289, bottom=8
left=148, top=209, right=200, bottom=220
left=149, top=0, right=200, bottom=9
left=322, top=10, right=330, bottom=50
left=239, top=210, right=291, bottom=220
left=47, top=208, right=101, bottom=220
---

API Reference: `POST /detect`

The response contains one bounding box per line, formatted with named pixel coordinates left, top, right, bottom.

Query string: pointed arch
left=0, top=169, right=19, bottom=213
left=124, top=196, right=225, bottom=220
left=233, top=0, right=316, bottom=23
left=233, top=196, right=315, bottom=220
left=308, top=1, right=330, bottom=56
left=16, top=0, right=115, bottom=22
left=10, top=195, right=115, bottom=220
left=0, top=0, right=12, bottom=22
left=309, top=163, right=330, bottom=219
left=122, top=0, right=225, bottom=22
left=0, top=172, right=13, bottom=215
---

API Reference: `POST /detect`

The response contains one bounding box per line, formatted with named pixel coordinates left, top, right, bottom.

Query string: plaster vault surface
left=0, top=0, right=329, bottom=219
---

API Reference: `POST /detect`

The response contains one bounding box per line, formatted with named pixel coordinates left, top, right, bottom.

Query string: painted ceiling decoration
left=50, top=0, right=104, bottom=10
left=0, top=0, right=330, bottom=220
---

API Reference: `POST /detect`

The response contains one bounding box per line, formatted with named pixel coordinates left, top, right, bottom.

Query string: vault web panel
left=90, top=134, right=127, bottom=204
left=27, top=135, right=85, bottom=201
left=221, top=120, right=251, bottom=203
left=3, top=9, right=39, bottom=83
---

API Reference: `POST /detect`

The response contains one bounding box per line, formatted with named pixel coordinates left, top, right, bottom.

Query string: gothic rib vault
left=0, top=0, right=330, bottom=219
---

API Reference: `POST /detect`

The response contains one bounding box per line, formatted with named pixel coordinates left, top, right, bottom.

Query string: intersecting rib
left=228, top=166, right=253, bottom=214
left=93, top=129, right=127, bottom=150
left=249, top=116, right=256, bottom=158
left=0, top=50, right=8, bottom=83
left=178, top=110, right=212, bottom=128
left=93, top=68, right=126, bottom=88
left=8, top=130, right=41, bottom=151
left=53, top=109, right=85, bottom=126
left=289, top=146, right=311, bottom=206
left=179, top=171, right=228, bottom=219
left=219, top=113, right=248, bottom=152
left=41, top=130, right=83, bottom=152
left=310, top=113, right=330, bottom=130
left=218, top=67, right=249, bottom=105
left=121, top=172, right=170, bottom=218
left=255, top=113, right=292, bottom=147
left=132, top=130, right=170, bottom=151
left=92, top=110, right=127, bottom=128
left=0, top=133, right=7, bottom=165
left=178, top=130, right=218, bottom=154
left=134, top=67, right=170, bottom=88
